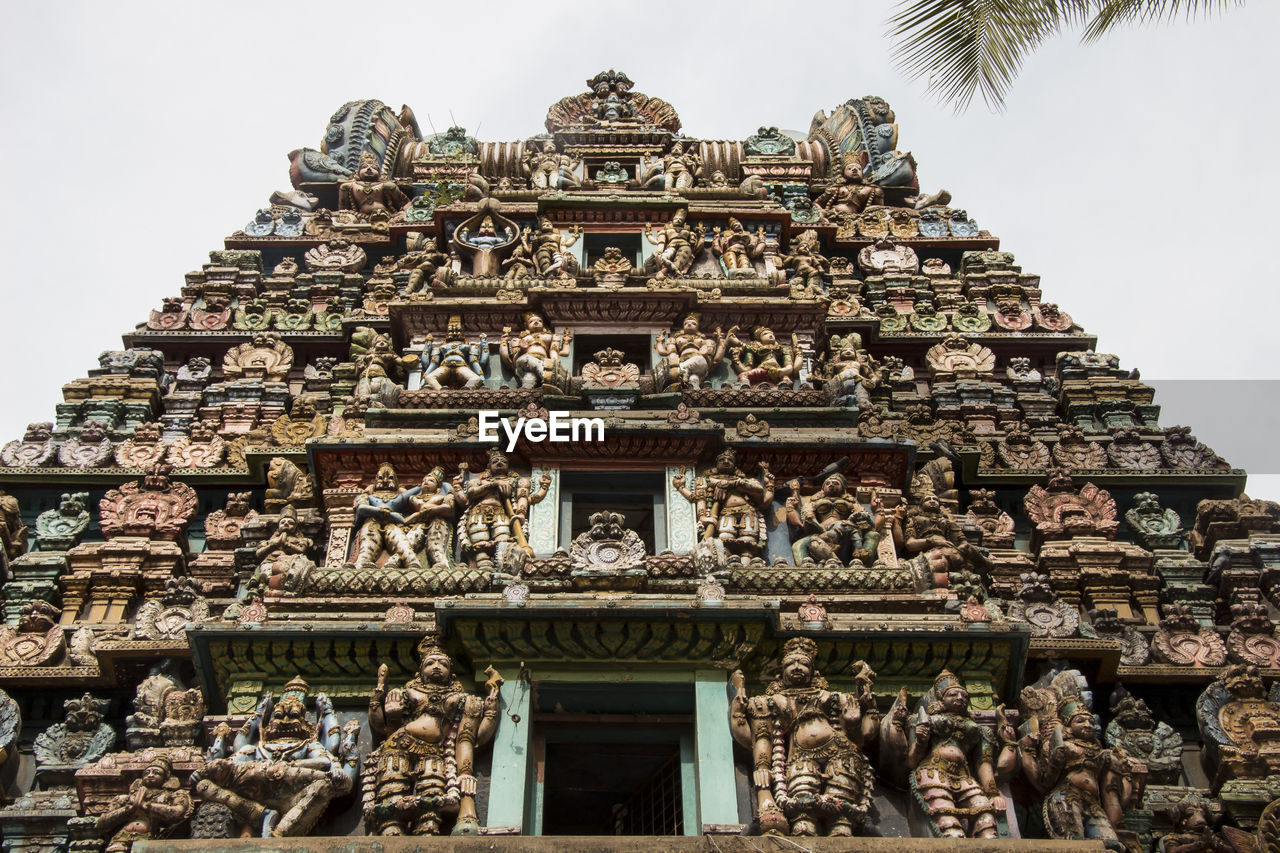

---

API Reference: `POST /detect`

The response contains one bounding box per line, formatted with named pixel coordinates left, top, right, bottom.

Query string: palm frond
left=888, top=0, right=1092, bottom=110
left=1083, top=0, right=1243, bottom=42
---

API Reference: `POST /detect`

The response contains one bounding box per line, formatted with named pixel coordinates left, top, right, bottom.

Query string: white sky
left=1, top=1, right=1276, bottom=500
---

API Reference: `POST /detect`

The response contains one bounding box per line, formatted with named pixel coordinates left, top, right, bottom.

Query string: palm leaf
left=1083, top=0, right=1242, bottom=42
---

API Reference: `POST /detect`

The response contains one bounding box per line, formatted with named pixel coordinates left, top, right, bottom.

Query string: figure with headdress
left=366, top=636, right=502, bottom=835
left=455, top=450, right=551, bottom=572
left=192, top=676, right=359, bottom=837
left=673, top=448, right=774, bottom=557
left=653, top=313, right=732, bottom=391
left=253, top=506, right=315, bottom=591
left=728, top=639, right=879, bottom=836
left=786, top=475, right=884, bottom=564
left=883, top=670, right=1017, bottom=839
left=500, top=311, right=571, bottom=389
left=712, top=217, right=765, bottom=276
left=338, top=152, right=409, bottom=217
left=522, top=139, right=582, bottom=190
left=352, top=463, right=424, bottom=570
left=351, top=328, right=417, bottom=407
left=726, top=326, right=803, bottom=387
left=95, top=755, right=193, bottom=852
left=421, top=316, right=487, bottom=390
left=403, top=467, right=465, bottom=571
left=780, top=229, right=830, bottom=288
left=817, top=332, right=881, bottom=407
left=1018, top=668, right=1143, bottom=851
left=892, top=493, right=990, bottom=582
left=640, top=140, right=702, bottom=190
left=643, top=208, right=705, bottom=278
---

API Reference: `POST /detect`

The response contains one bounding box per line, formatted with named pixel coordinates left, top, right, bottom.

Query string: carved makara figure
left=816, top=332, right=880, bottom=407
left=95, top=756, right=193, bottom=853
left=653, top=313, right=731, bottom=391
left=338, top=152, right=409, bottom=216
left=421, top=315, right=487, bottom=390
left=1019, top=669, right=1144, bottom=851
left=455, top=450, right=550, bottom=571
left=523, top=139, right=582, bottom=190
left=726, top=326, right=803, bottom=387
left=640, top=139, right=701, bottom=190
left=780, top=229, right=830, bottom=288
left=712, top=217, right=765, bottom=276
left=673, top=448, right=774, bottom=557
left=366, top=638, right=501, bottom=835
left=643, top=208, right=705, bottom=278
left=500, top=312, right=571, bottom=389
left=352, top=463, right=423, bottom=570
left=193, top=676, right=359, bottom=838
left=885, top=670, right=1016, bottom=839
left=730, top=639, right=879, bottom=836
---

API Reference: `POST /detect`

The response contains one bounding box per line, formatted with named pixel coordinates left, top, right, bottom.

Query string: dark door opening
left=540, top=741, right=683, bottom=835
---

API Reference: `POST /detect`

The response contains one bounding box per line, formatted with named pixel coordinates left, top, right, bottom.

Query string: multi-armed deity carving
left=1018, top=668, right=1145, bottom=850
left=711, top=218, right=765, bottom=276
left=816, top=332, right=880, bottom=407
left=500, top=312, right=571, bottom=390
left=784, top=474, right=884, bottom=565
left=421, top=315, right=487, bottom=390
left=882, top=670, right=1016, bottom=839
left=643, top=209, right=704, bottom=278
left=351, top=327, right=416, bottom=407
left=725, top=326, right=803, bottom=387
left=653, top=313, right=730, bottom=391
left=456, top=450, right=550, bottom=572
left=399, top=235, right=453, bottom=294
left=338, top=152, right=409, bottom=217
left=674, top=448, right=774, bottom=558
left=730, top=639, right=879, bottom=836
left=94, top=754, right=193, bottom=853
left=365, top=636, right=502, bottom=835
left=522, top=139, right=582, bottom=190
left=780, top=229, right=830, bottom=290
left=193, top=676, right=359, bottom=837
left=639, top=139, right=701, bottom=190
left=892, top=492, right=988, bottom=582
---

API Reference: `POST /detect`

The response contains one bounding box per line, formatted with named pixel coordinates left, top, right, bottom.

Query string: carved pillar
left=322, top=488, right=359, bottom=566
left=528, top=466, right=559, bottom=558
left=666, top=466, right=697, bottom=555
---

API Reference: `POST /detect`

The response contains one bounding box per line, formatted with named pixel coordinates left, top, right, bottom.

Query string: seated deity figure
left=399, top=237, right=452, bottom=295
left=455, top=450, right=551, bottom=571
left=726, top=326, right=803, bottom=387
left=95, top=756, right=193, bottom=852
left=780, top=229, right=830, bottom=288
left=352, top=329, right=417, bottom=407
left=352, top=463, right=423, bottom=570
left=338, top=153, right=409, bottom=217
left=421, top=315, right=487, bottom=390
left=192, top=676, right=359, bottom=838
left=817, top=333, right=881, bottom=407
left=253, top=506, right=314, bottom=590
left=640, top=140, right=701, bottom=190
left=521, top=217, right=582, bottom=278
left=402, top=468, right=465, bottom=571
left=523, top=139, right=582, bottom=190
left=712, top=217, right=765, bottom=276
left=643, top=209, right=705, bottom=278
left=653, top=313, right=731, bottom=391
left=500, top=312, right=571, bottom=389
left=893, top=493, right=990, bottom=582
left=786, top=476, right=884, bottom=564
left=366, top=637, right=502, bottom=836
left=729, top=639, right=880, bottom=836
left=884, top=670, right=1017, bottom=840
left=813, top=160, right=884, bottom=217
left=673, top=448, right=774, bottom=557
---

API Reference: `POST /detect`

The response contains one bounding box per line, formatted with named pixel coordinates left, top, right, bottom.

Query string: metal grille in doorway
left=604, top=750, right=683, bottom=835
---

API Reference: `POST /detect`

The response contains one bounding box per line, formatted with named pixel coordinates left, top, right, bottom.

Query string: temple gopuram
left=1, top=70, right=1278, bottom=853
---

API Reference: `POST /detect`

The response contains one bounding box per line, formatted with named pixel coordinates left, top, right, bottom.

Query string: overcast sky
left=1, top=1, right=1276, bottom=500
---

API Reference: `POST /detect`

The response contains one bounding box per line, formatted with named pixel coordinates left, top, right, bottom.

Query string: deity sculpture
left=780, top=229, right=830, bottom=288
left=712, top=217, right=765, bottom=276
left=455, top=450, right=550, bottom=571
left=785, top=475, right=882, bottom=564
left=643, top=209, right=705, bottom=278
left=398, top=237, right=452, bottom=295
left=499, top=312, right=571, bottom=389
left=726, top=326, right=803, bottom=387
left=673, top=448, right=774, bottom=557
left=352, top=463, right=423, bottom=570
left=366, top=637, right=502, bottom=835
left=884, top=670, right=1016, bottom=839
left=653, top=313, right=731, bottom=391
left=193, top=676, right=359, bottom=837
left=451, top=201, right=520, bottom=277
left=95, top=756, right=193, bottom=853
left=254, top=506, right=314, bottom=588
left=403, top=468, right=465, bottom=571
left=351, top=327, right=417, bottom=408
left=523, top=139, right=582, bottom=190
left=1018, top=669, right=1144, bottom=851
left=729, top=639, right=879, bottom=836
left=814, top=161, right=884, bottom=217
left=521, top=217, right=582, bottom=278
left=1158, top=796, right=1242, bottom=853
left=816, top=332, right=881, bottom=407
left=338, top=153, right=409, bottom=217
left=893, top=493, right=989, bottom=580
left=640, top=139, right=701, bottom=190
left=421, top=315, right=487, bottom=390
